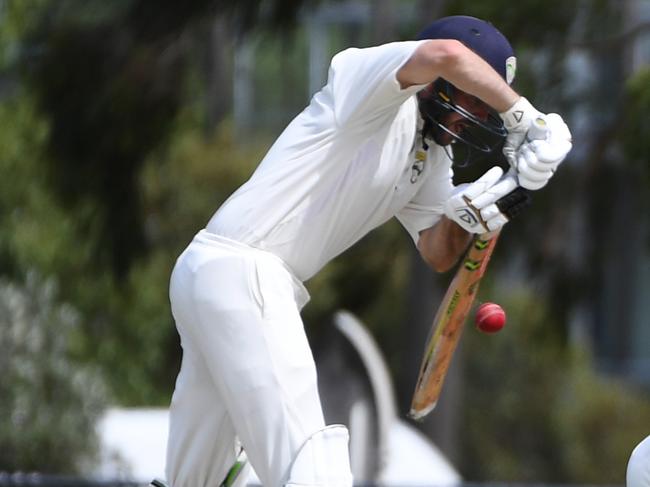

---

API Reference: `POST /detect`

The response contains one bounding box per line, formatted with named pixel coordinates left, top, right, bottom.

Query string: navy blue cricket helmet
left=416, top=16, right=517, bottom=164
left=417, top=16, right=516, bottom=84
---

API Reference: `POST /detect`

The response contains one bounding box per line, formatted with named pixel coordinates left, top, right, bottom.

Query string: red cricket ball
left=475, top=302, right=506, bottom=333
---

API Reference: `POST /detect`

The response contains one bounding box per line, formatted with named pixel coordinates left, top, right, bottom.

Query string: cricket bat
left=408, top=116, right=549, bottom=420
left=408, top=232, right=499, bottom=420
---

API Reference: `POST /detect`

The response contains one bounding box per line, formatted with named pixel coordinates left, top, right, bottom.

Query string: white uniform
left=166, top=40, right=454, bottom=487
left=628, top=435, right=650, bottom=487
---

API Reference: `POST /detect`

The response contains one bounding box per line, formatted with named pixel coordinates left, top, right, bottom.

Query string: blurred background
left=1, top=0, right=650, bottom=485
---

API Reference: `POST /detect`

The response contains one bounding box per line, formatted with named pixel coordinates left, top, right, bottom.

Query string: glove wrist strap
left=499, top=96, right=536, bottom=131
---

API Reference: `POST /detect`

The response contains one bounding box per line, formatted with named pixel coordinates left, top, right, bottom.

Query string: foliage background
left=1, top=0, right=649, bottom=483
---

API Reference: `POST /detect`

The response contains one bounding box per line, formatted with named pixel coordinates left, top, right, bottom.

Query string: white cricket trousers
left=165, top=230, right=327, bottom=487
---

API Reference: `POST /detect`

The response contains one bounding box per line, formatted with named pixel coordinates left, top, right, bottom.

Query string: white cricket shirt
left=207, top=40, right=454, bottom=281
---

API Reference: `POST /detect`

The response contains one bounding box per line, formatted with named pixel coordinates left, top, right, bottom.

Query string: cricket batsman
left=163, top=15, right=572, bottom=487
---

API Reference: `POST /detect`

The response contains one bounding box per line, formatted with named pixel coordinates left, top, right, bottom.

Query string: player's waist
left=194, top=229, right=310, bottom=307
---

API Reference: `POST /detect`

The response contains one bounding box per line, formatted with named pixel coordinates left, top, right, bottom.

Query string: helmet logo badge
left=506, top=56, right=517, bottom=85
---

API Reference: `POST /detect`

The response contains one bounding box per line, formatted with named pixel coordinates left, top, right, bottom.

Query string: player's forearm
left=417, top=216, right=472, bottom=273
left=398, top=39, right=519, bottom=112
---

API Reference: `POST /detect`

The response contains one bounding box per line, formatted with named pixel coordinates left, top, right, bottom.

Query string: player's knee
left=627, top=435, right=650, bottom=487
left=285, top=425, right=353, bottom=487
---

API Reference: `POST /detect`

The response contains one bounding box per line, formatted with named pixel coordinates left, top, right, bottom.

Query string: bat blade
left=409, top=232, right=500, bottom=420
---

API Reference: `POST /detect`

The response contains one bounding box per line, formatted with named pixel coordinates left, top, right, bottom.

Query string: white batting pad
left=285, top=425, right=353, bottom=487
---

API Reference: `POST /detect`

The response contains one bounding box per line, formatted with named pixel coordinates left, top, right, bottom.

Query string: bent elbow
left=420, top=39, right=466, bottom=73
left=399, top=39, right=467, bottom=88
left=433, top=259, right=456, bottom=274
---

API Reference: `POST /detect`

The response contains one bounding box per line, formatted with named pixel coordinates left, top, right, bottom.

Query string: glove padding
left=501, top=98, right=573, bottom=191
left=444, top=167, right=519, bottom=234
left=512, top=113, right=572, bottom=190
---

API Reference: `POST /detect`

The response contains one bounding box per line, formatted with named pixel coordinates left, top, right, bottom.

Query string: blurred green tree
left=1, top=0, right=319, bottom=403
left=400, top=1, right=650, bottom=483
left=22, top=0, right=319, bottom=277
left=460, top=284, right=650, bottom=483
left=0, top=273, right=107, bottom=473
left=621, top=67, right=650, bottom=198
left=1, top=0, right=650, bottom=481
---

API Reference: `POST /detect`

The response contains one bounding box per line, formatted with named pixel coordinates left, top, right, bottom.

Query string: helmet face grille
left=418, top=80, right=507, bottom=167
left=448, top=125, right=508, bottom=169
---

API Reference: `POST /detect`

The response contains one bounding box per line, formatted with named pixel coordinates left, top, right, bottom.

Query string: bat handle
left=526, top=116, right=548, bottom=142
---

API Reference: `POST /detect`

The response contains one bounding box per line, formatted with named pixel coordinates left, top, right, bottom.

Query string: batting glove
left=444, top=166, right=521, bottom=234
left=500, top=97, right=542, bottom=168
left=512, top=113, right=572, bottom=190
